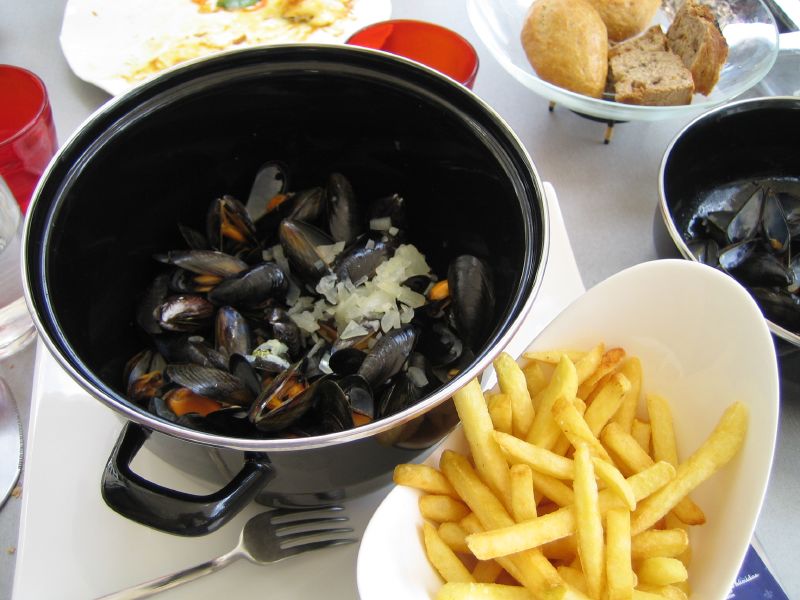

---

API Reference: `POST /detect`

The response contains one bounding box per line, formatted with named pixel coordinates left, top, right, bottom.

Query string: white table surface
left=1, top=0, right=799, bottom=598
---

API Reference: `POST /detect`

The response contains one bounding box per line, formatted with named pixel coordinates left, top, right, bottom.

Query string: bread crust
left=520, top=0, right=608, bottom=98
left=585, top=0, right=661, bottom=42
left=667, top=0, right=729, bottom=95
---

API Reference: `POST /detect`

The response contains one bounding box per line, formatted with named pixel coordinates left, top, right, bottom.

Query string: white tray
left=12, top=183, right=584, bottom=599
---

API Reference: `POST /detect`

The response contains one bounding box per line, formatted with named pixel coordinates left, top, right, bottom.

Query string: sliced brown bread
left=667, top=0, right=729, bottom=95
left=609, top=49, right=695, bottom=105
left=609, top=25, right=669, bottom=58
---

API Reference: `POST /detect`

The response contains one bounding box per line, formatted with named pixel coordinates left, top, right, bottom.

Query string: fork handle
left=96, top=549, right=242, bottom=599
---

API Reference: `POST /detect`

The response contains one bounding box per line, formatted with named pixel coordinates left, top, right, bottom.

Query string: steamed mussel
left=686, top=180, right=800, bottom=336
left=124, top=164, right=498, bottom=438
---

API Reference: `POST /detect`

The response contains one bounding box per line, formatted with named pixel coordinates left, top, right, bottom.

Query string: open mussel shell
left=156, top=295, right=215, bottom=332
left=246, top=160, right=289, bottom=221
left=278, top=219, right=334, bottom=286
left=206, top=194, right=259, bottom=256
left=337, top=374, right=374, bottom=420
left=153, top=334, right=228, bottom=370
left=155, top=250, right=248, bottom=278
left=761, top=189, right=791, bottom=253
left=293, top=378, right=355, bottom=436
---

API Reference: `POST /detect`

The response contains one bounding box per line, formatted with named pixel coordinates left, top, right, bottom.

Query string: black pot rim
left=658, top=94, right=800, bottom=348
left=22, top=43, right=550, bottom=451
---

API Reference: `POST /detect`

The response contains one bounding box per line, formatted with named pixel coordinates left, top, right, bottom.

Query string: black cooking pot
left=23, top=45, right=548, bottom=536
left=658, top=96, right=800, bottom=349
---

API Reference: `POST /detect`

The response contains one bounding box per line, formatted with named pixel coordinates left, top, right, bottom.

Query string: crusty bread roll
left=585, top=0, right=662, bottom=42
left=520, top=0, right=608, bottom=99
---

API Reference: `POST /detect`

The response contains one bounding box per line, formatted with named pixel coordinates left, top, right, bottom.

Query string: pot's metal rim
left=22, top=43, right=551, bottom=452
left=657, top=94, right=800, bottom=348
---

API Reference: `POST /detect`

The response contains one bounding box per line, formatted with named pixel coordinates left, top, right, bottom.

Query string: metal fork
left=98, top=506, right=356, bottom=599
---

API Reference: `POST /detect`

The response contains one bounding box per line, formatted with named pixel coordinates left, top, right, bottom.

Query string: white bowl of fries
left=357, top=259, right=779, bottom=600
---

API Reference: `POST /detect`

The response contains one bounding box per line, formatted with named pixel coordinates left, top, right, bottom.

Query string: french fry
left=664, top=513, right=692, bottom=567
left=631, top=402, right=748, bottom=535
left=394, top=463, right=458, bottom=497
left=573, top=444, right=605, bottom=599
left=420, top=495, right=471, bottom=523
left=453, top=379, right=511, bottom=504
left=510, top=464, right=538, bottom=522
left=636, top=584, right=688, bottom=600
left=602, top=423, right=706, bottom=526
left=574, top=344, right=605, bottom=384
left=423, top=521, right=475, bottom=583
left=440, top=451, right=562, bottom=593
left=438, top=521, right=471, bottom=554
left=631, top=419, right=651, bottom=456
left=557, top=565, right=588, bottom=595
left=466, top=462, right=676, bottom=560
left=489, top=394, right=514, bottom=436
left=577, top=347, right=626, bottom=400
left=630, top=591, right=662, bottom=600
left=630, top=528, right=689, bottom=560
left=523, top=361, right=550, bottom=400
left=526, top=355, right=578, bottom=449
left=592, top=457, right=636, bottom=511
left=584, top=373, right=630, bottom=437
left=472, top=560, right=505, bottom=584
left=541, top=536, right=578, bottom=561
left=612, top=358, right=642, bottom=433
left=606, top=508, right=634, bottom=600
left=531, top=471, right=576, bottom=507
left=495, top=431, right=575, bottom=480
left=636, top=557, right=688, bottom=586
left=436, top=582, right=534, bottom=600
left=495, top=353, right=535, bottom=438
left=648, top=394, right=705, bottom=526
left=523, top=350, right=586, bottom=364
left=553, top=396, right=613, bottom=463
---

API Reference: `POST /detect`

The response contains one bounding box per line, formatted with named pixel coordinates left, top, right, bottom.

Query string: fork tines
left=271, top=506, right=357, bottom=553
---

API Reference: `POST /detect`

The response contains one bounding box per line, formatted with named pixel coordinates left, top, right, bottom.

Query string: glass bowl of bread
left=467, top=0, right=779, bottom=122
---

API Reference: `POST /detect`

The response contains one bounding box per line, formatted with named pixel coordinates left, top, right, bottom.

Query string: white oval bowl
left=357, top=259, right=779, bottom=600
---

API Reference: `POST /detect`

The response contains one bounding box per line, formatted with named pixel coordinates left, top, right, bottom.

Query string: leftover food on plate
left=125, top=164, right=497, bottom=439
left=394, top=345, right=748, bottom=599
left=59, top=0, right=391, bottom=94
left=520, top=0, right=728, bottom=105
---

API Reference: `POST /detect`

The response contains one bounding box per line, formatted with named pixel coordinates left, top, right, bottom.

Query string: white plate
left=467, top=0, right=779, bottom=122
left=13, top=183, right=584, bottom=599
left=357, top=259, right=779, bottom=600
left=59, top=0, right=392, bottom=96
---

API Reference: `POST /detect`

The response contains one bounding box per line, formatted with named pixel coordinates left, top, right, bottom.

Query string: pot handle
left=102, top=422, right=273, bottom=536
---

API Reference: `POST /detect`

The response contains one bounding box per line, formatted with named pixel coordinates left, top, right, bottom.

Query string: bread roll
left=585, top=0, right=662, bottom=42
left=520, top=0, right=608, bottom=99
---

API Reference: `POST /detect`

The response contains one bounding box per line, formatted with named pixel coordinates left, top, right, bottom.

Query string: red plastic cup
left=0, top=65, right=58, bottom=214
left=346, top=20, right=479, bottom=89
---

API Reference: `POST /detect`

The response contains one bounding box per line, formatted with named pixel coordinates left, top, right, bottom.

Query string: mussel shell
left=751, top=287, right=800, bottom=332
left=761, top=189, right=791, bottom=254
left=337, top=374, right=374, bottom=419
left=698, top=211, right=734, bottom=246
left=229, top=353, right=262, bottom=397
left=357, top=325, right=419, bottom=389
left=418, top=321, right=464, bottom=368
left=727, top=187, right=764, bottom=244
left=377, top=373, right=421, bottom=419
left=266, top=308, right=304, bottom=359
left=687, top=238, right=720, bottom=268
left=402, top=275, right=432, bottom=295
left=206, top=194, right=259, bottom=254
left=215, top=306, right=251, bottom=359
left=250, top=376, right=317, bottom=433
left=721, top=244, right=793, bottom=288
left=207, top=262, right=288, bottom=307
left=136, top=273, right=170, bottom=335
left=246, top=160, right=289, bottom=221
left=333, top=237, right=397, bottom=283
left=278, top=219, right=334, bottom=286
left=293, top=378, right=355, bottom=436
left=448, top=255, right=495, bottom=351
left=178, top=224, right=209, bottom=250
left=327, top=173, right=363, bottom=244
left=153, top=334, right=228, bottom=370
left=164, top=364, right=254, bottom=406
left=154, top=250, right=248, bottom=278
left=156, top=295, right=215, bottom=332
left=329, top=347, right=367, bottom=376
left=149, top=397, right=209, bottom=431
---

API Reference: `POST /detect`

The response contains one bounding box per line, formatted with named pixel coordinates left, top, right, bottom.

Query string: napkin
left=729, top=543, right=789, bottom=599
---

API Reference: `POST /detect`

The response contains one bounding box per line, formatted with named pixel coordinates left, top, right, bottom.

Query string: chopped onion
left=407, top=366, right=429, bottom=388
left=369, top=217, right=392, bottom=231
left=341, top=320, right=369, bottom=339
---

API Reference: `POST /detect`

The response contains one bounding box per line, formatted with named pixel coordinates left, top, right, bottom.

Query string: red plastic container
left=0, top=65, right=58, bottom=214
left=347, top=20, right=479, bottom=89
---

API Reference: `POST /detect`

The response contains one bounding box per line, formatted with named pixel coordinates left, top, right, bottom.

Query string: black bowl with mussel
left=22, top=45, right=548, bottom=535
left=659, top=96, right=800, bottom=347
